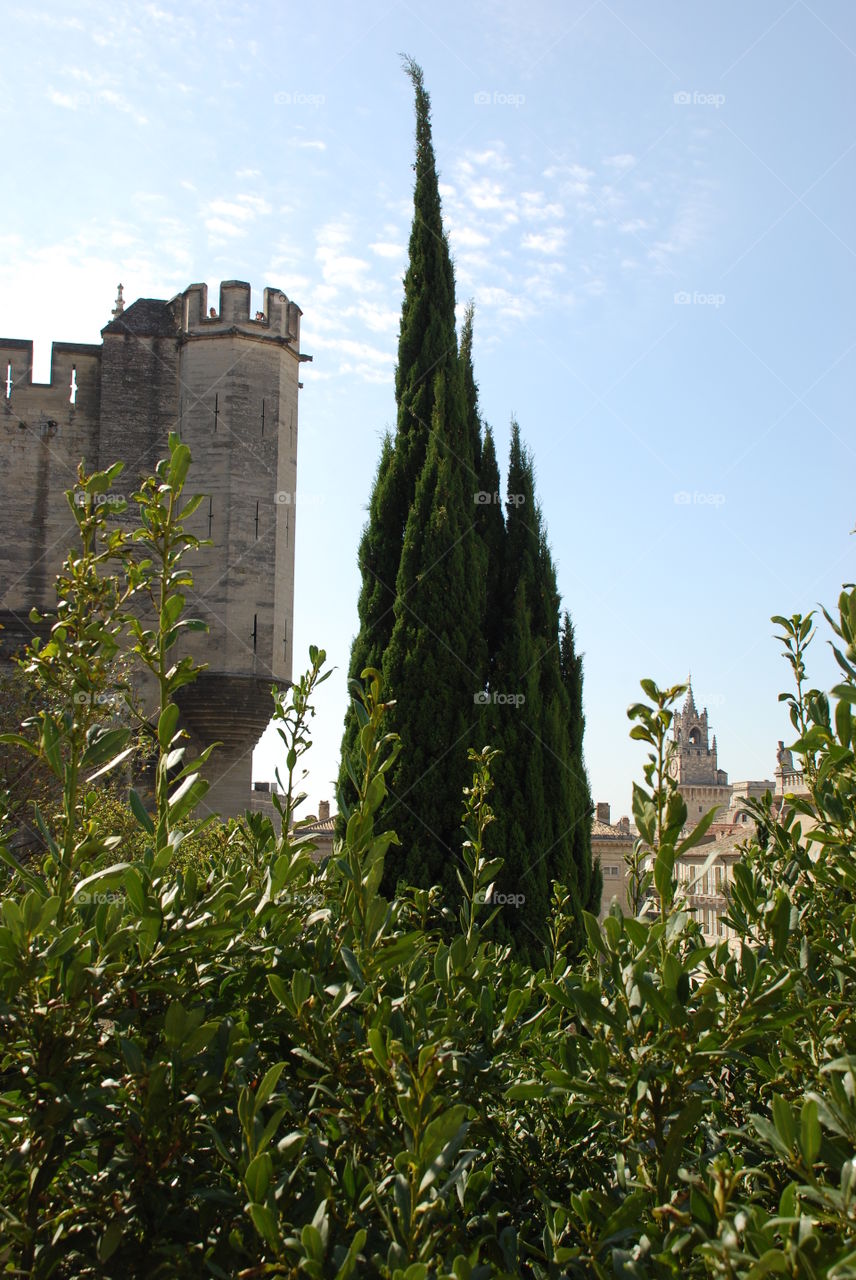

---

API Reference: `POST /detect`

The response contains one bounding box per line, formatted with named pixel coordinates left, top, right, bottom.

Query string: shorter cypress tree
left=484, top=423, right=595, bottom=959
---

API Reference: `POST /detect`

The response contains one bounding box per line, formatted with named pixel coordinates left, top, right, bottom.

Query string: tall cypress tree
left=338, top=57, right=460, bottom=817
left=338, top=61, right=596, bottom=956
left=381, top=364, right=488, bottom=894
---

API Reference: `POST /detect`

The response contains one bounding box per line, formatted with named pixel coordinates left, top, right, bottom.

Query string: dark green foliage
left=458, top=300, right=483, bottom=477
left=484, top=424, right=594, bottom=957
left=561, top=611, right=600, bottom=915
left=381, top=380, right=488, bottom=898
left=476, top=427, right=506, bottom=673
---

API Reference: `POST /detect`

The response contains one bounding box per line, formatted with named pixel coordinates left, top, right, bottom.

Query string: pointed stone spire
left=683, top=677, right=697, bottom=719
left=112, top=284, right=125, bottom=318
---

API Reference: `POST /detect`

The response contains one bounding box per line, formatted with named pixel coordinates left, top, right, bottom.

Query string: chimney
left=596, top=802, right=611, bottom=824
left=318, top=799, right=330, bottom=822
left=618, top=816, right=630, bottom=832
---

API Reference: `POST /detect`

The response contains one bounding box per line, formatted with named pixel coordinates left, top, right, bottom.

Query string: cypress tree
left=461, top=306, right=505, bottom=676
left=458, top=302, right=483, bottom=476
left=337, top=57, right=460, bottom=818
left=561, top=612, right=601, bottom=915
left=337, top=62, right=596, bottom=955
left=486, top=423, right=594, bottom=958
left=381, top=365, right=487, bottom=894
left=477, top=426, right=505, bottom=680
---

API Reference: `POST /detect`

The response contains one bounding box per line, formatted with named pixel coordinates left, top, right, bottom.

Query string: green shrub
left=1, top=445, right=855, bottom=1277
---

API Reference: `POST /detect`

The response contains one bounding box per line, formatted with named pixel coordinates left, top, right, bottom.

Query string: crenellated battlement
left=1, top=339, right=101, bottom=407
left=173, top=281, right=303, bottom=347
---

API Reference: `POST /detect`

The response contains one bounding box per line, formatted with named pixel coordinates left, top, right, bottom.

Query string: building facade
left=0, top=280, right=309, bottom=817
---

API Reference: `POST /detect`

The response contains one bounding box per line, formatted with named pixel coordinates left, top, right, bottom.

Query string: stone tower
left=670, top=682, right=731, bottom=826
left=0, top=280, right=309, bottom=818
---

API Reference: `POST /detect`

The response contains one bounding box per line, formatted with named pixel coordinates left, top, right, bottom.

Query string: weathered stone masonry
left=0, top=280, right=310, bottom=817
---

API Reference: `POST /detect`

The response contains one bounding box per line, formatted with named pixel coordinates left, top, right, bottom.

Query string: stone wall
left=1, top=340, right=101, bottom=611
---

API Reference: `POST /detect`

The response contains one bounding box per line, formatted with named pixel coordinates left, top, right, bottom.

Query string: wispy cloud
left=604, top=152, right=636, bottom=171
left=46, top=75, right=148, bottom=124
left=450, top=225, right=490, bottom=249
left=314, top=220, right=375, bottom=293
left=369, top=240, right=405, bottom=259
left=205, top=194, right=272, bottom=241
left=522, top=228, right=566, bottom=254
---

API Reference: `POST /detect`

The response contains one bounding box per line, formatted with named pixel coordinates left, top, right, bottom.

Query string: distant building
left=639, top=681, right=787, bottom=945
left=298, top=799, right=336, bottom=862
left=248, top=788, right=336, bottom=862
left=775, top=740, right=808, bottom=799
left=669, top=684, right=731, bottom=826
left=593, top=801, right=635, bottom=919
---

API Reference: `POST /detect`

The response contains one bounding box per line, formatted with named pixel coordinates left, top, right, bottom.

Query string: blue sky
left=2, top=0, right=854, bottom=820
